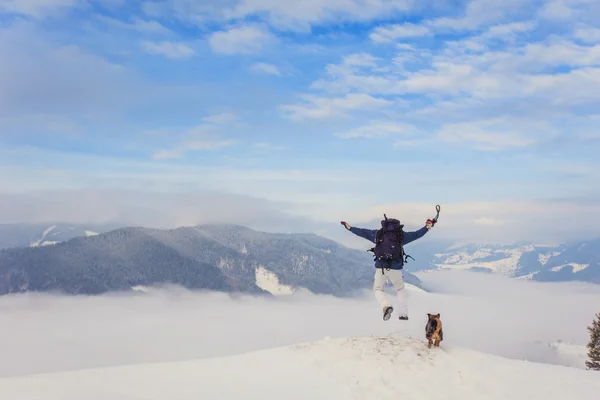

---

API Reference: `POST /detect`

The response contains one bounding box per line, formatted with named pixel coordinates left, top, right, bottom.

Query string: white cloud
left=97, top=15, right=171, bottom=34
left=221, top=0, right=415, bottom=30
left=152, top=139, right=236, bottom=160
left=151, top=113, right=239, bottom=160
left=202, top=112, right=238, bottom=125
left=0, top=273, right=597, bottom=378
left=436, top=124, right=535, bottom=151
left=370, top=23, right=430, bottom=43
left=0, top=0, right=80, bottom=19
left=574, top=27, right=600, bottom=44
left=0, top=22, right=142, bottom=119
left=296, top=9, right=600, bottom=155
left=430, top=0, right=535, bottom=32
left=342, top=52, right=380, bottom=67
left=0, top=188, right=316, bottom=232
left=539, top=0, right=577, bottom=20
left=538, top=0, right=600, bottom=23
left=345, top=199, right=600, bottom=246
left=280, top=93, right=392, bottom=121
left=474, top=217, right=503, bottom=225
left=334, top=121, right=417, bottom=139
left=250, top=62, right=281, bottom=76
left=141, top=41, right=196, bottom=59
left=484, top=21, right=535, bottom=37
left=209, top=24, right=276, bottom=54
left=253, top=142, right=287, bottom=151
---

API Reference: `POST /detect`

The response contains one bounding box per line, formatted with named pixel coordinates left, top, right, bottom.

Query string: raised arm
left=402, top=226, right=428, bottom=245
left=402, top=218, right=436, bottom=245
left=341, top=221, right=378, bottom=243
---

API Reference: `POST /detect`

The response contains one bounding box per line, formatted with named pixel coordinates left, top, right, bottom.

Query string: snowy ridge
left=0, top=336, right=597, bottom=399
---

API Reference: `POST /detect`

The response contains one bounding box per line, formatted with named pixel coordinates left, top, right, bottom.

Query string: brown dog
left=426, top=313, right=443, bottom=348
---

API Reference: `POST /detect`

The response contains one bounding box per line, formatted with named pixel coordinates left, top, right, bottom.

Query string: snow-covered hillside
left=434, top=245, right=534, bottom=275
left=0, top=336, right=597, bottom=400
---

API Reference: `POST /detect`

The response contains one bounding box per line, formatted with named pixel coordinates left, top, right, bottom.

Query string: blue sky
left=1, top=0, right=600, bottom=245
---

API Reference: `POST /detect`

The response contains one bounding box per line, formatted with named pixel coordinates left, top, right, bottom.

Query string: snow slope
left=0, top=336, right=597, bottom=400
left=255, top=266, right=309, bottom=295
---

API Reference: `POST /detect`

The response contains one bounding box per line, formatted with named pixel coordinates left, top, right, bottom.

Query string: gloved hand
left=340, top=221, right=351, bottom=230
left=426, top=219, right=436, bottom=229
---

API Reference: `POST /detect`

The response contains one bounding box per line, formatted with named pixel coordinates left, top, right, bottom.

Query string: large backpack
left=369, top=215, right=408, bottom=263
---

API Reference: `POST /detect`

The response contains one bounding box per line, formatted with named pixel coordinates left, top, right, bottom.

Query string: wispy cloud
left=436, top=123, right=536, bottom=151
left=209, top=24, right=276, bottom=54
left=152, top=139, right=236, bottom=160
left=141, top=41, right=196, bottom=59
left=429, top=0, right=532, bottom=32
left=97, top=16, right=171, bottom=34
left=0, top=0, right=80, bottom=19
left=250, top=62, right=282, bottom=76
left=202, top=112, right=238, bottom=125
left=334, top=121, right=417, bottom=139
left=212, top=0, right=415, bottom=30
left=280, top=93, right=392, bottom=121
left=370, top=23, right=430, bottom=42
left=151, top=112, right=239, bottom=160
left=574, top=27, right=600, bottom=44
left=253, top=142, right=287, bottom=151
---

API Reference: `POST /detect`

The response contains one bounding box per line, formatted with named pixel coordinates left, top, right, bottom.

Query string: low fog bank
left=0, top=272, right=598, bottom=378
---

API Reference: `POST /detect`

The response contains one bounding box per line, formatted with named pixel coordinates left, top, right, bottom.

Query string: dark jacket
left=349, top=225, right=429, bottom=270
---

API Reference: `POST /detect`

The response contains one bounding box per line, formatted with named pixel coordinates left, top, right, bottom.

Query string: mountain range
left=0, top=222, right=598, bottom=298
left=0, top=224, right=422, bottom=297
left=429, top=239, right=600, bottom=283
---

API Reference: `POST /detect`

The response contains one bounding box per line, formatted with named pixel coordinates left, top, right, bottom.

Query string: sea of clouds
left=0, top=270, right=598, bottom=378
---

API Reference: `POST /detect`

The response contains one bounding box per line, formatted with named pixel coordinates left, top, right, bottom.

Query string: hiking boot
left=399, top=315, right=409, bottom=321
left=383, top=306, right=393, bottom=321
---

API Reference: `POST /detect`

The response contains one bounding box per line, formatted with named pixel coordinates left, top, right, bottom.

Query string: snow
left=0, top=336, right=597, bottom=400
left=551, top=263, right=590, bottom=273
left=30, top=225, right=57, bottom=247
left=405, top=283, right=427, bottom=293
left=546, top=341, right=589, bottom=369
left=538, top=252, right=561, bottom=265
left=255, top=266, right=309, bottom=295
left=84, top=230, right=98, bottom=237
left=517, top=272, right=539, bottom=280
left=435, top=248, right=524, bottom=275
left=130, top=285, right=150, bottom=293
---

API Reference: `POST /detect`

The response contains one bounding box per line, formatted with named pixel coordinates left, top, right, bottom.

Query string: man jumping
left=341, top=214, right=436, bottom=321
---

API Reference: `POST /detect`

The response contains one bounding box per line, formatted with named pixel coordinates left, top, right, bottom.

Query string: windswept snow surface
left=0, top=336, right=598, bottom=400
